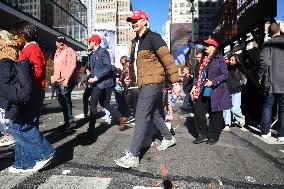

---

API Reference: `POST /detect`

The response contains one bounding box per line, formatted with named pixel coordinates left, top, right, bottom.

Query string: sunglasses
left=130, top=19, right=142, bottom=24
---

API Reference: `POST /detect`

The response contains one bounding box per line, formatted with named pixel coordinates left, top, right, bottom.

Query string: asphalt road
left=0, top=90, right=284, bottom=189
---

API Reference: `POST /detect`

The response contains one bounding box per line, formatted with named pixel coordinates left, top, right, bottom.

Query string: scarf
left=194, top=55, right=211, bottom=99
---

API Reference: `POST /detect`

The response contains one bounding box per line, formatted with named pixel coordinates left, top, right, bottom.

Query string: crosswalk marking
left=279, top=150, right=284, bottom=154
left=38, top=176, right=111, bottom=189
left=133, top=187, right=163, bottom=189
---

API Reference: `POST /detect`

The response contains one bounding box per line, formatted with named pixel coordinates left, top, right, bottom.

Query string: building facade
left=1, top=0, right=87, bottom=50
left=85, top=0, right=134, bottom=54
left=163, top=0, right=224, bottom=46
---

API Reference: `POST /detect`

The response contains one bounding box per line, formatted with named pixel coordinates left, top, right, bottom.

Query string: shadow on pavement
left=184, top=117, right=198, bottom=138
left=46, top=122, right=113, bottom=170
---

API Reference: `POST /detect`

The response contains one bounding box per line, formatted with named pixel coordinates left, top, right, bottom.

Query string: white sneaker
left=8, top=166, right=34, bottom=173
left=223, top=126, right=230, bottom=132
left=188, top=113, right=194, bottom=117
left=239, top=119, right=245, bottom=127
left=261, top=132, right=271, bottom=139
left=0, top=134, right=15, bottom=147
left=114, top=150, right=139, bottom=168
left=101, top=116, right=111, bottom=124
left=157, top=137, right=176, bottom=151
left=33, top=155, right=53, bottom=171
left=278, top=137, right=284, bottom=142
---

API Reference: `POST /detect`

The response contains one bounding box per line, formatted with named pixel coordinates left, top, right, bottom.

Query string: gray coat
left=258, top=35, right=284, bottom=93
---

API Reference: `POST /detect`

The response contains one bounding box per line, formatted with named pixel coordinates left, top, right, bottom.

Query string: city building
left=198, top=0, right=224, bottom=40
left=85, top=0, right=134, bottom=55
left=163, top=0, right=224, bottom=48
left=0, top=0, right=87, bottom=51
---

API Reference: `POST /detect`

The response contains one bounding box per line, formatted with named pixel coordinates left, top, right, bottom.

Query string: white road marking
left=38, top=176, right=111, bottom=189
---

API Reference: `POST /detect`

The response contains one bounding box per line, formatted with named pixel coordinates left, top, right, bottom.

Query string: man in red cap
left=85, top=34, right=127, bottom=131
left=114, top=10, right=181, bottom=168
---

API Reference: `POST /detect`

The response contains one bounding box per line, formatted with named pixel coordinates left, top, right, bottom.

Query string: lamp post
left=188, top=0, right=196, bottom=76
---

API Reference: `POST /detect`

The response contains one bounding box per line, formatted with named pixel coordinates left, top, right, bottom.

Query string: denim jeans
left=57, top=82, right=76, bottom=124
left=223, top=92, right=245, bottom=125
left=182, top=94, right=194, bottom=111
left=6, top=121, right=54, bottom=169
left=261, top=93, right=284, bottom=137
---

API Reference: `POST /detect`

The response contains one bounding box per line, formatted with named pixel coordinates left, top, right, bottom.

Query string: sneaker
left=0, top=134, right=15, bottom=147
left=239, top=119, right=245, bottom=127
left=8, top=166, right=34, bottom=173
left=261, top=132, right=271, bottom=139
left=278, top=137, right=284, bottom=142
left=126, top=117, right=135, bottom=124
left=33, top=155, right=53, bottom=171
left=114, top=150, right=139, bottom=168
left=188, top=113, right=194, bottom=117
left=193, top=135, right=208, bottom=144
left=101, top=117, right=112, bottom=124
left=206, top=138, right=218, bottom=145
left=223, top=126, right=230, bottom=132
left=157, top=137, right=176, bottom=151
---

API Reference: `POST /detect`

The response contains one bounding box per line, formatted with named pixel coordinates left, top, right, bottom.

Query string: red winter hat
left=126, top=10, right=148, bottom=22
left=85, top=34, right=101, bottom=44
left=203, top=38, right=218, bottom=47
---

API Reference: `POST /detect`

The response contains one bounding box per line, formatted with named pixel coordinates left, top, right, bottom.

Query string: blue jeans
left=57, top=82, right=76, bottom=124
left=261, top=93, right=284, bottom=137
left=5, top=88, right=54, bottom=169
left=182, top=94, right=194, bottom=111
left=7, top=121, right=54, bottom=169
left=223, top=92, right=245, bottom=125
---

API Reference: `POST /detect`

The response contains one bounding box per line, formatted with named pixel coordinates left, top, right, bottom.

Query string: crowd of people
left=0, top=10, right=283, bottom=173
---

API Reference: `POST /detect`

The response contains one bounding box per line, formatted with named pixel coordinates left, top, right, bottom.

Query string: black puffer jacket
left=0, top=58, right=25, bottom=119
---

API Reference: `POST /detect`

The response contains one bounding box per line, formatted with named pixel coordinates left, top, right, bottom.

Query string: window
left=180, top=3, right=185, bottom=7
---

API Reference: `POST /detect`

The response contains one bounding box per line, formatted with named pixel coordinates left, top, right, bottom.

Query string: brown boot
left=118, top=117, right=127, bottom=131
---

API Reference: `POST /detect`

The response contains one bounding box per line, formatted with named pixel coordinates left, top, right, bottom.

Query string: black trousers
left=89, top=86, right=122, bottom=124
left=83, top=87, right=92, bottom=116
left=194, top=96, right=223, bottom=140
left=126, top=88, right=139, bottom=114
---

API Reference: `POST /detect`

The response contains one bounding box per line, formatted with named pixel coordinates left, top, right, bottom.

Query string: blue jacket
left=88, top=46, right=114, bottom=89
left=207, top=54, right=232, bottom=112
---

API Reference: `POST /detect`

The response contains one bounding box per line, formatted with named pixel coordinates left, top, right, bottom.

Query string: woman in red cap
left=190, top=38, right=231, bottom=145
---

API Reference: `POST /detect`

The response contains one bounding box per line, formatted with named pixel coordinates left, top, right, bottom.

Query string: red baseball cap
left=85, top=34, right=101, bottom=44
left=126, top=10, right=148, bottom=22
left=203, top=38, right=218, bottom=47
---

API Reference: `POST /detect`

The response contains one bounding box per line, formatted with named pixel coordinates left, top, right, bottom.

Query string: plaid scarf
left=194, top=55, right=211, bottom=99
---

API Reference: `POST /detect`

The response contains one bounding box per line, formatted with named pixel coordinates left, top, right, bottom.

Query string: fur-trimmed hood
left=0, top=29, right=18, bottom=61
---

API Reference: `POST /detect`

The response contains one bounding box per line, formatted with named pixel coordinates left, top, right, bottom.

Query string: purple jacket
left=207, top=54, right=232, bottom=112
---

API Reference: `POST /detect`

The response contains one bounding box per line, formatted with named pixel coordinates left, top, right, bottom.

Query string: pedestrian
left=179, top=66, right=194, bottom=114
left=114, top=56, right=129, bottom=118
left=257, top=22, right=284, bottom=142
left=114, top=10, right=181, bottom=168
left=11, top=20, right=47, bottom=130
left=2, top=26, right=54, bottom=173
left=223, top=54, right=246, bottom=131
left=51, top=35, right=77, bottom=129
left=190, top=38, right=231, bottom=145
left=85, top=34, right=127, bottom=131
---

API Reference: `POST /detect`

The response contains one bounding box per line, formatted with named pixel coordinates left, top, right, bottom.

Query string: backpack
left=1, top=58, right=33, bottom=104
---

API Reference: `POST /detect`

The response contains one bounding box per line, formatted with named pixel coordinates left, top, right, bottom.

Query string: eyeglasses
left=130, top=19, right=142, bottom=24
